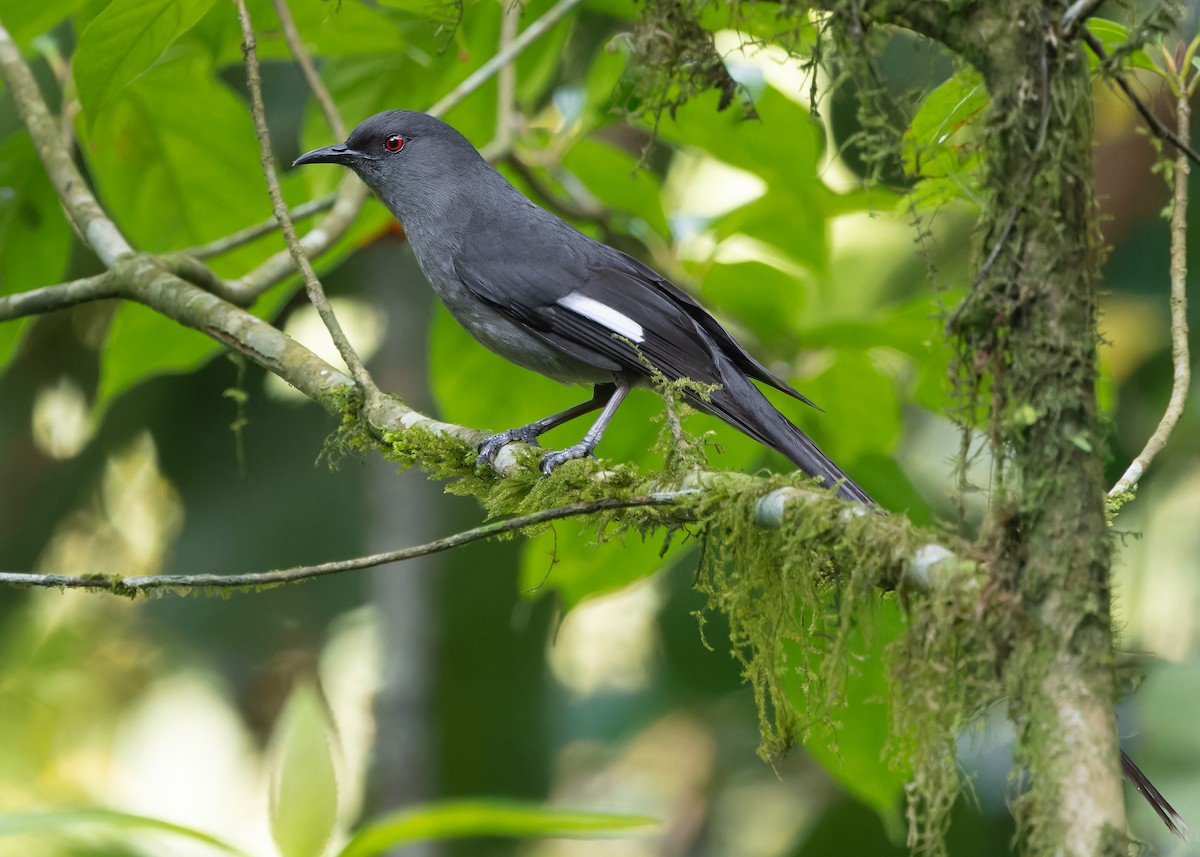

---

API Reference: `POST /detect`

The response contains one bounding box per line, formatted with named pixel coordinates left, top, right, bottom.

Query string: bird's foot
left=539, top=442, right=596, bottom=475
left=477, top=426, right=542, bottom=469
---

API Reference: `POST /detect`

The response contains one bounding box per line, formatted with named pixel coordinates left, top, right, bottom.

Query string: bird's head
left=292, top=110, right=485, bottom=222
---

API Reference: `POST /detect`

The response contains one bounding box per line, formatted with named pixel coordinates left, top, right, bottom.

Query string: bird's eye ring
left=384, top=134, right=404, bottom=152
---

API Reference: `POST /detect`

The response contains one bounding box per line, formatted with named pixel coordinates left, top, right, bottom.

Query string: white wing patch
left=557, top=292, right=644, bottom=343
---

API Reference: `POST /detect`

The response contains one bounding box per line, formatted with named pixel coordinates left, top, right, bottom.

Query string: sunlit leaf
left=0, top=808, right=254, bottom=857
left=3, top=0, right=84, bottom=45
left=902, top=68, right=987, bottom=211
left=1085, top=19, right=1161, bottom=74
left=338, top=800, right=656, bottom=857
left=269, top=683, right=341, bottom=857
left=81, top=49, right=270, bottom=251
left=561, top=135, right=670, bottom=239
left=74, top=0, right=217, bottom=122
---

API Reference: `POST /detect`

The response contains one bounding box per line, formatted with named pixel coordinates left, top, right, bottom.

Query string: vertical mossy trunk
left=951, top=3, right=1125, bottom=854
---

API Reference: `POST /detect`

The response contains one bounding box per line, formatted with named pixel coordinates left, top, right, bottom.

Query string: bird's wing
left=453, top=215, right=813, bottom=406
left=453, top=232, right=726, bottom=388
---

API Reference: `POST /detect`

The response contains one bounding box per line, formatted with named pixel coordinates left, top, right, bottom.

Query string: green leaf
left=0, top=808, right=254, bottom=857
left=269, top=683, right=342, bottom=857
left=338, top=800, right=656, bottom=857
left=902, top=68, right=988, bottom=211
left=1085, top=19, right=1161, bottom=73
left=95, top=303, right=218, bottom=406
left=789, top=599, right=909, bottom=831
left=519, top=521, right=680, bottom=610
left=80, top=49, right=270, bottom=252
left=74, top=0, right=217, bottom=122
left=373, top=0, right=461, bottom=25
left=0, top=132, right=73, bottom=372
left=561, top=136, right=670, bottom=239
left=3, top=0, right=85, bottom=46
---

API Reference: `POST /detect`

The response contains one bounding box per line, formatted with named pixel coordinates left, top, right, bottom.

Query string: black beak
left=292, top=143, right=363, bottom=167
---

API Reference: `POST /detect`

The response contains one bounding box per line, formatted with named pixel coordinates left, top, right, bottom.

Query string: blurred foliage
left=0, top=0, right=1198, bottom=855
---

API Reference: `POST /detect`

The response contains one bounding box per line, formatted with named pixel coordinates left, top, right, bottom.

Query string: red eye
left=385, top=134, right=404, bottom=152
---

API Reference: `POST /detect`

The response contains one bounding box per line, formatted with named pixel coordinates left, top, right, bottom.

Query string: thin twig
left=0, top=496, right=682, bottom=594
left=1083, top=30, right=1200, bottom=169
left=495, top=0, right=521, bottom=151
left=228, top=177, right=367, bottom=301
left=271, top=0, right=345, bottom=139
left=0, top=272, right=119, bottom=321
left=234, top=0, right=377, bottom=396
left=427, top=0, right=583, bottom=118
left=182, top=194, right=335, bottom=259
left=1109, top=85, right=1191, bottom=498
left=1060, top=0, right=1106, bottom=37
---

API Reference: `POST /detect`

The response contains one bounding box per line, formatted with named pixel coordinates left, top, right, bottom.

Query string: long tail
left=1122, top=750, right=1191, bottom=838
left=696, top=356, right=875, bottom=505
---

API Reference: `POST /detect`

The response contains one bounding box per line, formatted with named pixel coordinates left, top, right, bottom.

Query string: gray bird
left=294, top=112, right=1191, bottom=837
left=293, top=110, right=874, bottom=502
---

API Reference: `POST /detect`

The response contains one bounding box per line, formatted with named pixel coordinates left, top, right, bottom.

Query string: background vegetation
left=1, top=0, right=1198, bottom=854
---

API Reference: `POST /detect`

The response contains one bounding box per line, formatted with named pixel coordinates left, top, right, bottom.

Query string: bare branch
left=227, top=177, right=368, bottom=302
left=427, top=0, right=583, bottom=118
left=0, top=20, right=132, bottom=265
left=0, top=273, right=118, bottom=322
left=1109, top=85, right=1191, bottom=498
left=1083, top=30, right=1200, bottom=169
left=271, top=0, right=345, bottom=140
left=182, top=194, right=336, bottom=260
left=234, top=0, right=376, bottom=395
left=495, top=0, right=522, bottom=152
left=0, top=496, right=682, bottom=594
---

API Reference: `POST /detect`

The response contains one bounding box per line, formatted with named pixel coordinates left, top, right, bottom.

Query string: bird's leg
left=539, top=382, right=632, bottom=475
left=477, top=384, right=617, bottom=468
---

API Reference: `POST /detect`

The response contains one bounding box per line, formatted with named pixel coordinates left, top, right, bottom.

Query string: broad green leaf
left=788, top=599, right=909, bottom=831
left=96, top=303, right=219, bottom=406
left=659, top=86, right=825, bottom=191
left=269, top=683, right=341, bottom=857
left=74, top=0, right=217, bottom=122
left=338, top=800, right=656, bottom=857
left=792, top=351, right=901, bottom=463
left=0, top=132, right=73, bottom=372
left=0, top=134, right=74, bottom=294
left=519, top=520, right=681, bottom=609
left=80, top=48, right=279, bottom=408
left=81, top=49, right=269, bottom=252
left=1085, top=19, right=1161, bottom=74
left=374, top=0, right=461, bottom=25
left=695, top=259, right=812, bottom=347
left=902, top=68, right=987, bottom=212
left=3, top=0, right=85, bottom=46
left=0, top=808, right=254, bottom=857
left=188, top=0, right=411, bottom=67
left=562, top=136, right=670, bottom=239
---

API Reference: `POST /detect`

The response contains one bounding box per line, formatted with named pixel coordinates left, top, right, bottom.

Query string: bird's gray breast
left=406, top=227, right=615, bottom=386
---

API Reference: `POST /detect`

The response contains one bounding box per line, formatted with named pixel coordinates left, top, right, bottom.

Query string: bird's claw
left=477, top=427, right=541, bottom=469
left=538, top=442, right=596, bottom=475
